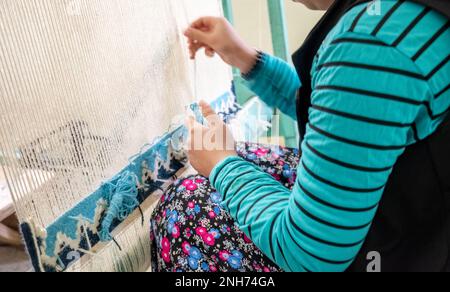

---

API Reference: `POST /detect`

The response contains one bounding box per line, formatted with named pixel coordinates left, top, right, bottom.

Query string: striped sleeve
left=242, top=53, right=300, bottom=120
left=211, top=0, right=449, bottom=272
left=211, top=40, right=446, bottom=273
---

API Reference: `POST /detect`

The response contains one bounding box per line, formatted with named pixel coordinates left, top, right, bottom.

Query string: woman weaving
left=151, top=0, right=450, bottom=272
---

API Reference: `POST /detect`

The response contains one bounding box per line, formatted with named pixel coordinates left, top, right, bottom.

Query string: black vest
left=292, top=0, right=450, bottom=272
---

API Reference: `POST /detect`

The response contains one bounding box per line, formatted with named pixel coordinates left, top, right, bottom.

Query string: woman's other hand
left=184, top=17, right=258, bottom=75
left=186, top=101, right=237, bottom=177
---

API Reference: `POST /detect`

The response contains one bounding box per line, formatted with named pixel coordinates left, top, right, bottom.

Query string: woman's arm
left=184, top=17, right=300, bottom=119
left=209, top=31, right=434, bottom=271
left=185, top=8, right=449, bottom=271
left=242, top=52, right=300, bottom=120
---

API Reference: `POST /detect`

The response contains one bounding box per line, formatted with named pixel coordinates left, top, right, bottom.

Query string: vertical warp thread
left=0, top=0, right=231, bottom=272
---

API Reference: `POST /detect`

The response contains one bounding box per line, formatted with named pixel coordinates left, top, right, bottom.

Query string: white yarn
left=0, top=0, right=231, bottom=271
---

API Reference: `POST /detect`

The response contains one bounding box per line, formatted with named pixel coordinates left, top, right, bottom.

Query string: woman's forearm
left=242, top=53, right=301, bottom=120
left=183, top=17, right=300, bottom=118
left=230, top=45, right=259, bottom=75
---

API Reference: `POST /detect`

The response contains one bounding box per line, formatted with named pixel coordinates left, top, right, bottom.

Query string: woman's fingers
left=188, top=41, right=214, bottom=59
left=184, top=27, right=209, bottom=45
left=199, top=101, right=216, bottom=117
left=190, top=17, right=216, bottom=30
left=205, top=47, right=215, bottom=57
left=188, top=44, right=200, bottom=59
left=184, top=17, right=220, bottom=57
left=188, top=44, right=202, bottom=59
left=186, top=116, right=207, bottom=151
left=188, top=38, right=214, bottom=59
left=199, top=100, right=222, bottom=125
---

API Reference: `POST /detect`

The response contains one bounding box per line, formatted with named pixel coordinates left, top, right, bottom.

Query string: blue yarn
left=190, top=103, right=207, bottom=126
left=98, top=103, right=208, bottom=242
left=99, top=171, right=140, bottom=242
left=69, top=215, right=94, bottom=225
left=128, top=143, right=153, bottom=165
left=154, top=140, right=169, bottom=162
left=146, top=149, right=158, bottom=173
left=105, top=126, right=188, bottom=238
left=170, top=126, right=188, bottom=152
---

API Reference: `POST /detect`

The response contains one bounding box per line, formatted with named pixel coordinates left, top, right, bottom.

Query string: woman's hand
left=186, top=101, right=237, bottom=177
left=184, top=17, right=258, bottom=75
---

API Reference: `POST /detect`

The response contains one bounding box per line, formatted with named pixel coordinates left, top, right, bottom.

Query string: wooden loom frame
left=0, top=168, right=22, bottom=246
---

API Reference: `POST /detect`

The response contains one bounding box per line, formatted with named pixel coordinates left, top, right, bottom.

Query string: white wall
left=230, top=0, right=324, bottom=56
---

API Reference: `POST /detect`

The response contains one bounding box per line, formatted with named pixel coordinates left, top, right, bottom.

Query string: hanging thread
left=99, top=171, right=140, bottom=242
left=0, top=0, right=232, bottom=272
left=190, top=103, right=208, bottom=126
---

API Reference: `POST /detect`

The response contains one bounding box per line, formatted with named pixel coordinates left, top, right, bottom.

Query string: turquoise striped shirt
left=210, top=0, right=450, bottom=272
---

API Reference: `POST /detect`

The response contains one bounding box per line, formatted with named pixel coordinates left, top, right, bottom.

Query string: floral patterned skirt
left=150, top=142, right=300, bottom=272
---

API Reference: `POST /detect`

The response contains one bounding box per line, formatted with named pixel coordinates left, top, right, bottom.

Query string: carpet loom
left=0, top=0, right=237, bottom=272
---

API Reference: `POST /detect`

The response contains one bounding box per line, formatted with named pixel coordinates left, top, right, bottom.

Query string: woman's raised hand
left=184, top=17, right=258, bottom=75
